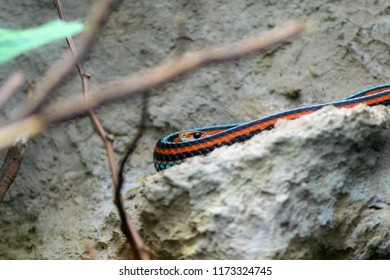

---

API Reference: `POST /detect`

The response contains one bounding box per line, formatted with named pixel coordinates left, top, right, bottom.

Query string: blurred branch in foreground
left=0, top=20, right=310, bottom=151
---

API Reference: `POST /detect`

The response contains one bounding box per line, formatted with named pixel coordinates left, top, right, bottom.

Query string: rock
left=139, top=105, right=390, bottom=259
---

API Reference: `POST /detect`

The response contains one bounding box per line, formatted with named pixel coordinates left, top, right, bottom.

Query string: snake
left=153, top=84, right=390, bottom=172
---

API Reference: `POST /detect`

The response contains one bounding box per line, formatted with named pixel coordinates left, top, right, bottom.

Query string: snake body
left=153, top=84, right=390, bottom=172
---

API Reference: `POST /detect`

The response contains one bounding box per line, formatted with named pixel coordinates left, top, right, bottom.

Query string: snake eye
left=193, top=131, right=203, bottom=139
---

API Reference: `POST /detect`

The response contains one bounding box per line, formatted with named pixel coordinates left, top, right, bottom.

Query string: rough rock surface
left=140, top=105, right=390, bottom=259
left=1, top=0, right=390, bottom=259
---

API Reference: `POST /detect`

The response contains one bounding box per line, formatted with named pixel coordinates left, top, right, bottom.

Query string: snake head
left=178, top=131, right=205, bottom=142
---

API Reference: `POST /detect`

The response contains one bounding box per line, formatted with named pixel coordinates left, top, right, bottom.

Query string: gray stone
left=140, top=105, right=390, bottom=259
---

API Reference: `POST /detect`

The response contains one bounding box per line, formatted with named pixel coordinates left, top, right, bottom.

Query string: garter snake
left=153, top=84, right=390, bottom=172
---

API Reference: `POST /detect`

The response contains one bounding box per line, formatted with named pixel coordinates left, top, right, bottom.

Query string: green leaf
left=0, top=19, right=85, bottom=64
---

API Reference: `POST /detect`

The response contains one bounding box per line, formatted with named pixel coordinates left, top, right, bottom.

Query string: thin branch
left=54, top=0, right=149, bottom=259
left=0, top=138, right=28, bottom=201
left=46, top=20, right=309, bottom=123
left=116, top=92, right=150, bottom=260
left=119, top=93, right=149, bottom=175
left=0, top=82, right=34, bottom=201
left=0, top=73, right=25, bottom=110
left=0, top=20, right=309, bottom=150
left=53, top=0, right=117, bottom=185
left=13, top=0, right=123, bottom=119
left=53, top=0, right=86, bottom=76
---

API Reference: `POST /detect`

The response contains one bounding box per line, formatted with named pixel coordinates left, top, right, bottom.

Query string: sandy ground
left=0, top=0, right=389, bottom=259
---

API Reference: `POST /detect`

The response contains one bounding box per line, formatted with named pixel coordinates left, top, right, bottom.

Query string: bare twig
left=14, top=0, right=123, bottom=119
left=119, top=93, right=149, bottom=180
left=116, top=92, right=150, bottom=260
left=0, top=21, right=309, bottom=150
left=54, top=0, right=149, bottom=259
left=0, top=73, right=25, bottom=110
left=53, top=0, right=117, bottom=185
left=53, top=0, right=86, bottom=76
left=46, top=20, right=309, bottom=123
left=0, top=138, right=28, bottom=201
left=0, top=82, right=34, bottom=201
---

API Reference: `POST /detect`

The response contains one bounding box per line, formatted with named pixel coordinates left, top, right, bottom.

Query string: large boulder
left=140, top=105, right=390, bottom=259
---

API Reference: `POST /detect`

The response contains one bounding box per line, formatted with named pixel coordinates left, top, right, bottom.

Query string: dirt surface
left=0, top=0, right=389, bottom=259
